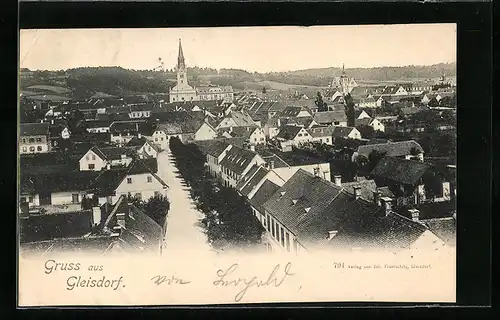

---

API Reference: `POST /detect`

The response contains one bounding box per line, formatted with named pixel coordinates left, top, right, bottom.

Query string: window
left=86, top=155, right=90, bottom=160
left=275, top=222, right=280, bottom=241
left=334, top=121, right=340, bottom=125
left=161, top=137, right=164, bottom=141
left=326, top=138, right=329, bottom=143
left=22, top=147, right=27, bottom=153
left=298, top=133, right=302, bottom=137
left=29, top=138, right=35, bottom=143
left=271, top=219, right=275, bottom=237
left=266, top=215, right=271, bottom=231
left=134, top=193, right=142, bottom=200
left=92, top=155, right=96, bottom=160
left=22, top=138, right=26, bottom=143
left=29, top=146, right=35, bottom=152
left=155, top=138, right=158, bottom=142
left=72, top=194, right=80, bottom=204
left=37, top=146, right=42, bottom=151
left=254, top=138, right=257, bottom=142
left=147, top=176, right=153, bottom=183
left=127, top=177, right=132, bottom=184
left=29, top=196, right=33, bottom=203
left=88, top=164, right=95, bottom=170
left=36, top=138, right=42, bottom=143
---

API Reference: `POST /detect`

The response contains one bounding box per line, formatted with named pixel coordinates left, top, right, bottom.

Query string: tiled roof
left=355, top=118, right=374, bottom=127
left=280, top=106, right=308, bottom=118
left=85, top=120, right=113, bottom=128
left=98, top=146, right=136, bottom=161
left=313, top=111, right=347, bottom=124
left=240, top=166, right=270, bottom=197
left=125, top=136, right=148, bottom=147
left=248, top=179, right=281, bottom=214
left=356, top=140, right=424, bottom=158
left=202, top=140, right=231, bottom=157
left=219, top=146, right=258, bottom=175
left=370, top=156, right=432, bottom=185
left=20, top=171, right=100, bottom=194
left=341, top=179, right=395, bottom=202
left=422, top=217, right=456, bottom=246
left=109, top=120, right=155, bottom=136
left=307, top=125, right=334, bottom=138
left=230, top=126, right=259, bottom=139
left=235, top=164, right=260, bottom=191
left=270, top=149, right=327, bottom=167
left=276, top=125, right=303, bottom=140
left=262, top=169, right=343, bottom=236
left=228, top=111, right=256, bottom=127
left=20, top=123, right=50, bottom=136
left=332, top=127, right=357, bottom=138
left=20, top=210, right=93, bottom=243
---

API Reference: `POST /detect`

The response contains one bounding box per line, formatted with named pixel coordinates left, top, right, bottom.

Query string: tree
left=142, top=194, right=171, bottom=227
left=356, top=125, right=375, bottom=139
left=262, top=86, right=267, bottom=94
left=343, top=93, right=356, bottom=127
left=366, top=150, right=387, bottom=174
left=314, top=92, right=328, bottom=112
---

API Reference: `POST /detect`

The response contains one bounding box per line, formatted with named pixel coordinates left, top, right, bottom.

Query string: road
left=156, top=150, right=215, bottom=259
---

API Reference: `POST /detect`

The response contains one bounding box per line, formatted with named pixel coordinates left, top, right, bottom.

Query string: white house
left=275, top=125, right=313, bottom=147
left=229, top=126, right=267, bottom=145
left=79, top=146, right=135, bottom=171
left=356, top=117, right=386, bottom=132
left=332, top=127, right=362, bottom=140
left=89, top=160, right=168, bottom=205
left=204, top=141, right=233, bottom=178
left=193, top=121, right=218, bottom=141
left=306, top=126, right=334, bottom=145
left=126, top=136, right=160, bottom=158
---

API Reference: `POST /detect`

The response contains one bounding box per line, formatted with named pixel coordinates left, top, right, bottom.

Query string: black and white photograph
left=18, top=24, right=457, bottom=305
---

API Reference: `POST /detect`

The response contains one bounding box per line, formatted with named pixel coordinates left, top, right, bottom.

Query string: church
left=169, top=39, right=234, bottom=103
left=330, top=64, right=358, bottom=94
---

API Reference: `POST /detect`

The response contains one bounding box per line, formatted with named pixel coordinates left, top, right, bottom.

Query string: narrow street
left=156, top=150, right=215, bottom=259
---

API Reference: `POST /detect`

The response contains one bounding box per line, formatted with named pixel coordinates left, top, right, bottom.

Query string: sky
left=20, top=24, right=456, bottom=73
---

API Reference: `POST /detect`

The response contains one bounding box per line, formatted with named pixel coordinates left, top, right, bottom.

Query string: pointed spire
left=177, top=38, right=185, bottom=69
left=342, top=63, right=345, bottom=73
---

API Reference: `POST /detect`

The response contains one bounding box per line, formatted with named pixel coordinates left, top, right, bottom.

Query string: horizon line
left=21, top=61, right=457, bottom=74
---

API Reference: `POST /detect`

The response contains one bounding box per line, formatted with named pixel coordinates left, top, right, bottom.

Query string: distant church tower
left=339, top=64, right=350, bottom=95
left=169, top=39, right=197, bottom=103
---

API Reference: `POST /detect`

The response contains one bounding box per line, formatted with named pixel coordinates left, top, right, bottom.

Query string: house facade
left=19, top=123, right=51, bottom=154
left=219, top=146, right=266, bottom=188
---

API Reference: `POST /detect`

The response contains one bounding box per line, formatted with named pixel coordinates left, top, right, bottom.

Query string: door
left=72, top=193, right=80, bottom=204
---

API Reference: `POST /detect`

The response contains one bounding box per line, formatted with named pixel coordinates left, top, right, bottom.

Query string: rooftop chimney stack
left=138, top=133, right=142, bottom=139
left=106, top=163, right=111, bottom=170
left=373, top=190, right=381, bottom=206
left=270, top=160, right=275, bottom=169
left=250, top=145, right=255, bottom=152
left=334, top=175, right=342, bottom=186
left=408, top=208, right=420, bottom=222
left=380, top=197, right=393, bottom=216
left=92, top=206, right=101, bottom=226
left=353, top=186, right=361, bottom=200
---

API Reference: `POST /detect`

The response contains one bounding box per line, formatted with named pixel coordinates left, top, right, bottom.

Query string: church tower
left=176, top=39, right=188, bottom=87
left=169, top=39, right=197, bottom=103
left=339, top=64, right=349, bottom=95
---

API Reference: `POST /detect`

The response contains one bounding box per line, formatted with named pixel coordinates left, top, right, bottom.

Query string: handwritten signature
left=150, top=275, right=191, bottom=286
left=213, top=262, right=295, bottom=302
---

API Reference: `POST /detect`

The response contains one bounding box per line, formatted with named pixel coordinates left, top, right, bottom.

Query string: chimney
left=277, top=118, right=281, bottom=127
left=121, top=154, right=126, bottom=159
left=138, top=133, right=142, bottom=139
left=270, top=160, right=275, bottom=169
left=106, top=163, right=111, bottom=170
left=353, top=186, right=361, bottom=200
left=373, top=190, right=381, bottom=206
left=51, top=119, right=54, bottom=125
left=250, top=145, right=255, bottom=152
left=116, top=212, right=126, bottom=229
left=408, top=208, right=420, bottom=222
left=380, top=197, right=393, bottom=216
left=333, top=175, right=342, bottom=186
left=92, top=206, right=101, bottom=226
left=313, top=167, right=320, bottom=177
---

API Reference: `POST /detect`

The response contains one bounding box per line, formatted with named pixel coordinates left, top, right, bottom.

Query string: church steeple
left=177, top=39, right=185, bottom=70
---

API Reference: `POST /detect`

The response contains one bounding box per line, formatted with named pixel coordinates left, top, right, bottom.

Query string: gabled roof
left=219, top=146, right=258, bottom=175
left=332, top=126, right=357, bottom=138
left=20, top=123, right=50, bottom=136
left=341, top=179, right=395, bottom=202
left=248, top=179, right=281, bottom=214
left=280, top=106, right=311, bottom=118
left=313, top=111, right=347, bottom=124
left=240, top=166, right=270, bottom=197
left=125, top=136, right=149, bottom=147
left=275, top=125, right=303, bottom=140
left=90, top=146, right=136, bottom=161
left=370, top=156, right=432, bottom=185
left=109, top=120, right=155, bottom=136
left=89, top=159, right=167, bottom=196
left=262, top=169, right=343, bottom=236
left=356, top=140, right=424, bottom=158
left=230, top=126, right=260, bottom=139
left=235, top=164, right=261, bottom=191
left=205, top=140, right=231, bottom=158
left=84, top=119, right=113, bottom=129
left=355, top=118, right=374, bottom=127
left=307, top=125, right=334, bottom=138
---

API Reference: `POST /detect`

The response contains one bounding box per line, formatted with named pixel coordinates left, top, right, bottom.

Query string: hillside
left=20, top=62, right=456, bottom=99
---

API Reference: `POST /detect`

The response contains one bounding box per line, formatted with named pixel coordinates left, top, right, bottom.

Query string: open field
left=26, top=85, right=72, bottom=94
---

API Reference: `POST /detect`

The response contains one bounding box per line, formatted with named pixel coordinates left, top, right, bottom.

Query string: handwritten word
left=66, top=276, right=124, bottom=291
left=150, top=275, right=191, bottom=286
left=213, top=262, right=295, bottom=302
left=45, top=260, right=81, bottom=274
